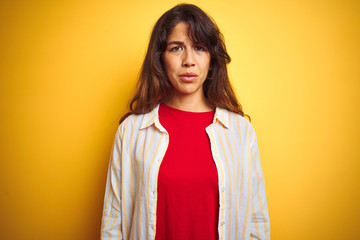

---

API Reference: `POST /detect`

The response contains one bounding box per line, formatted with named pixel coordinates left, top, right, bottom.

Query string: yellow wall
left=0, top=0, right=359, bottom=239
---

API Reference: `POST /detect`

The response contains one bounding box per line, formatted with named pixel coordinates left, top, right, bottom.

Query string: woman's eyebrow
left=167, top=41, right=184, bottom=46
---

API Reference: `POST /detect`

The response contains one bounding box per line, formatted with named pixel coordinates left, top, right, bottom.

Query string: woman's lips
left=179, top=73, right=198, bottom=82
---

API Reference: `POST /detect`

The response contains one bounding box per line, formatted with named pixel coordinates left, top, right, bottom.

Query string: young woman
left=101, top=4, right=270, bottom=240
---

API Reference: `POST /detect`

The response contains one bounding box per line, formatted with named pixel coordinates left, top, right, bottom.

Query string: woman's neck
left=165, top=93, right=214, bottom=112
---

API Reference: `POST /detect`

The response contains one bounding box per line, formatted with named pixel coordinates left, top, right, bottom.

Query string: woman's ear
left=207, top=69, right=213, bottom=80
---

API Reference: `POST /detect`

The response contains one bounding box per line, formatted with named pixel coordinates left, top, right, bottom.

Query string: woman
left=101, top=4, right=270, bottom=240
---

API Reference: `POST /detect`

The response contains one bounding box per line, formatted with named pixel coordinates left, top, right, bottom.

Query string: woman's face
left=162, top=22, right=211, bottom=100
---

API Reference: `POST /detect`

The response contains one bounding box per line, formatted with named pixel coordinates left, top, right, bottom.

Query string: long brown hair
left=120, top=3, right=249, bottom=123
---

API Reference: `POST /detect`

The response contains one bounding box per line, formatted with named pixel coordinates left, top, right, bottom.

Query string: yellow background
left=1, top=0, right=359, bottom=239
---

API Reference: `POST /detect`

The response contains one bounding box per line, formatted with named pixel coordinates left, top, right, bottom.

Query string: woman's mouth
left=179, top=73, right=198, bottom=82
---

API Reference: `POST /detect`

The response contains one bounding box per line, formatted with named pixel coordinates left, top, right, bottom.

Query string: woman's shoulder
left=122, top=112, right=148, bottom=126
left=218, top=107, right=252, bottom=127
left=117, top=108, right=159, bottom=135
left=114, top=113, right=145, bottom=137
left=218, top=108, right=257, bottom=140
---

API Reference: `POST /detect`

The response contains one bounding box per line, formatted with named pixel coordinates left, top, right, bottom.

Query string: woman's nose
left=182, top=50, right=195, bottom=67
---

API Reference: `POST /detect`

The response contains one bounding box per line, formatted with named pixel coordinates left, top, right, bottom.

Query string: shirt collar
left=140, top=104, right=161, bottom=130
left=139, top=104, right=230, bottom=130
left=213, top=107, right=230, bottom=129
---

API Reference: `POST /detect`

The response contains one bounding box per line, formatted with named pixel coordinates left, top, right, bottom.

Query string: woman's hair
left=120, top=3, right=249, bottom=123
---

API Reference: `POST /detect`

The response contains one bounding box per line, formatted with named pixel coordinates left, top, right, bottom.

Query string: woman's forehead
left=167, top=22, right=188, bottom=40
left=167, top=22, right=207, bottom=46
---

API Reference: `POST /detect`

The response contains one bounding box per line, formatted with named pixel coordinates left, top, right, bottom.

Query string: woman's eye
left=194, top=46, right=206, bottom=51
left=170, top=46, right=183, bottom=51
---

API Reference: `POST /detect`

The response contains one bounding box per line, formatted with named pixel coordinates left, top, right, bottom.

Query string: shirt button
left=220, top=221, right=225, bottom=226
left=221, top=187, right=225, bottom=192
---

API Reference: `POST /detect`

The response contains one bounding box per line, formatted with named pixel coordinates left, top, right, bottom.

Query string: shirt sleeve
left=250, top=128, right=270, bottom=239
left=101, top=127, right=123, bottom=240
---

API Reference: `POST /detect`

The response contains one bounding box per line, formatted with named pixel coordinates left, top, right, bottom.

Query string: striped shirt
left=101, top=104, right=270, bottom=240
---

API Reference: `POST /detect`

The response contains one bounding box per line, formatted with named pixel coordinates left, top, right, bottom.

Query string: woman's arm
left=250, top=128, right=270, bottom=239
left=101, top=127, right=123, bottom=240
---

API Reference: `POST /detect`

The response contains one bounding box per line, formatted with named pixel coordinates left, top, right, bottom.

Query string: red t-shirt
left=155, top=103, right=219, bottom=240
